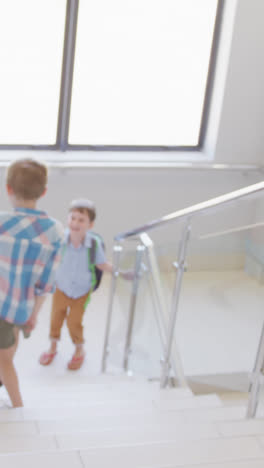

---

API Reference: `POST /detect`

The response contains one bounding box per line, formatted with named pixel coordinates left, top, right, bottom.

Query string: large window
left=0, top=0, right=66, bottom=145
left=0, top=0, right=222, bottom=151
left=70, top=0, right=218, bottom=147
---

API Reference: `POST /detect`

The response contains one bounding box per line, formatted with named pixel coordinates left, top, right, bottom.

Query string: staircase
left=1, top=375, right=264, bottom=467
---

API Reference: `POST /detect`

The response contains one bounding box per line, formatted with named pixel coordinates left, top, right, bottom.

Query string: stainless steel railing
left=115, top=182, right=264, bottom=241
left=101, top=181, right=264, bottom=401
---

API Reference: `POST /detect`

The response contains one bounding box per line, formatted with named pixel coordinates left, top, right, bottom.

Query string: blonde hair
left=6, top=159, right=48, bottom=200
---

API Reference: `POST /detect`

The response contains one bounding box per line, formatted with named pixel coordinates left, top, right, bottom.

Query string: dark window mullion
left=198, top=0, right=225, bottom=147
left=56, top=0, right=79, bottom=151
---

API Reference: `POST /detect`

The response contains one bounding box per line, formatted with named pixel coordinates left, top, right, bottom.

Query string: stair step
left=169, top=461, right=264, bottom=468
left=6, top=393, right=221, bottom=411
left=0, top=434, right=262, bottom=466
left=0, top=451, right=83, bottom=468
left=0, top=403, right=246, bottom=424
left=78, top=437, right=263, bottom=467
left=0, top=421, right=38, bottom=436
left=13, top=386, right=193, bottom=402
left=0, top=434, right=56, bottom=453
left=37, top=419, right=219, bottom=438
left=55, top=423, right=220, bottom=447
left=0, top=393, right=222, bottom=413
left=218, top=419, right=264, bottom=437
left=1, top=453, right=264, bottom=468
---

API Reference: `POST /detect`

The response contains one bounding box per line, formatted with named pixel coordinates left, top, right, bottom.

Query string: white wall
left=213, top=0, right=264, bottom=164
left=0, top=167, right=262, bottom=271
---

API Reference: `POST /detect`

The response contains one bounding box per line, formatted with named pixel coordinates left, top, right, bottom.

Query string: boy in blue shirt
left=40, top=199, right=118, bottom=370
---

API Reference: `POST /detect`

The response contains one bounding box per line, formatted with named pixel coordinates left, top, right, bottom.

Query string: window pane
left=69, top=0, right=218, bottom=146
left=0, top=0, right=66, bottom=144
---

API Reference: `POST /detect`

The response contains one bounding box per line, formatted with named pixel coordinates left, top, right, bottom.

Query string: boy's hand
left=24, top=314, right=37, bottom=332
left=120, top=269, right=135, bottom=281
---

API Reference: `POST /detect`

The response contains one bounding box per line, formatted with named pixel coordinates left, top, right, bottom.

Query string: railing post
left=247, top=321, right=264, bottom=418
left=160, top=220, right=191, bottom=388
left=122, top=245, right=145, bottom=372
left=140, top=232, right=187, bottom=388
left=101, top=244, right=123, bottom=373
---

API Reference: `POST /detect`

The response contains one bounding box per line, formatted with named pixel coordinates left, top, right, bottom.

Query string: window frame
left=0, top=0, right=224, bottom=153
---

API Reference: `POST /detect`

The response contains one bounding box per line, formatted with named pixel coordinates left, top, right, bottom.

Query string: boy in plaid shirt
left=0, top=159, right=63, bottom=407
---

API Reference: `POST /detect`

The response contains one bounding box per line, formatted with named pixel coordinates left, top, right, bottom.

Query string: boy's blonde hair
left=6, top=159, right=48, bottom=200
left=69, top=198, right=96, bottom=222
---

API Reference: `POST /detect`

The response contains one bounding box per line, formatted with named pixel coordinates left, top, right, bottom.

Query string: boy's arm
left=96, top=262, right=113, bottom=273
left=27, top=240, right=63, bottom=331
left=97, top=262, right=134, bottom=280
left=24, top=295, right=46, bottom=331
left=94, top=239, right=134, bottom=279
left=34, top=243, right=62, bottom=296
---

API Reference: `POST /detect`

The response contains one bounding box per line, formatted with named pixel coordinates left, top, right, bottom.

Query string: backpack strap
left=87, top=237, right=97, bottom=291
left=85, top=236, right=100, bottom=307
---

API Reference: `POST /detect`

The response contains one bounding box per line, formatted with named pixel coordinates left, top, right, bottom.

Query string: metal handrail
left=103, top=180, right=264, bottom=398
left=115, top=181, right=264, bottom=241
left=200, top=221, right=264, bottom=239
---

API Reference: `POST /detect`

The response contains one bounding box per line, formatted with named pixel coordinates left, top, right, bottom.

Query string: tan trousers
left=50, top=288, right=90, bottom=345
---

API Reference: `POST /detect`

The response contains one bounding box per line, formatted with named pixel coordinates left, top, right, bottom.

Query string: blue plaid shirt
left=0, top=207, right=63, bottom=325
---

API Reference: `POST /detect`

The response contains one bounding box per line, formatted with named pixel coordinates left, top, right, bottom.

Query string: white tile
left=256, top=435, right=264, bottom=450
left=20, top=404, right=246, bottom=423
left=0, top=434, right=57, bottom=453
left=157, top=461, right=264, bottom=468
left=22, top=397, right=154, bottom=410
left=23, top=394, right=216, bottom=411
left=0, top=451, right=83, bottom=468
left=0, top=421, right=38, bottom=436
left=163, top=405, right=246, bottom=422
left=38, top=419, right=218, bottom=438
left=20, top=386, right=193, bottom=404
left=154, top=388, right=193, bottom=400
left=36, top=411, right=182, bottom=432
left=154, top=394, right=222, bottom=411
left=56, top=422, right=220, bottom=449
left=218, top=419, right=264, bottom=437
left=0, top=408, right=24, bottom=423
left=80, top=436, right=263, bottom=468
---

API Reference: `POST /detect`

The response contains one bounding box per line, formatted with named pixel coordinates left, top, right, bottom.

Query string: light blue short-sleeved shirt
left=56, top=230, right=106, bottom=299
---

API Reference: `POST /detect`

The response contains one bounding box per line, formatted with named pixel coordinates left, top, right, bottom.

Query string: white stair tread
left=218, top=419, right=264, bottom=437
left=154, top=393, right=222, bottom=410
left=0, top=403, right=246, bottom=423
left=10, top=388, right=193, bottom=403
left=0, top=434, right=57, bottom=453
left=18, top=382, right=193, bottom=399
left=162, top=461, right=264, bottom=468
left=0, top=451, right=83, bottom=468
left=79, top=436, right=264, bottom=467
left=55, top=423, right=220, bottom=448
left=0, top=421, right=38, bottom=436
left=18, top=376, right=161, bottom=390
left=16, top=394, right=223, bottom=411
left=37, top=419, right=218, bottom=437
left=10, top=393, right=221, bottom=412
